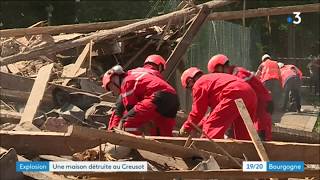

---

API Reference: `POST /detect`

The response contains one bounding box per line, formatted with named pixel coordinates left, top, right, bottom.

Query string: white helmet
left=102, top=65, right=125, bottom=90
left=261, top=54, right=271, bottom=62
left=278, top=62, right=284, bottom=68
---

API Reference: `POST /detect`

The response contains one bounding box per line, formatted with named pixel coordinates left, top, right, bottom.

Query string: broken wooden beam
left=19, top=64, right=54, bottom=124
left=0, top=0, right=236, bottom=66
left=235, top=99, right=277, bottom=180
left=235, top=98, right=270, bottom=162
left=164, top=5, right=210, bottom=80
left=1, top=127, right=209, bottom=159
left=0, top=19, right=141, bottom=38
left=2, top=127, right=319, bottom=165
left=145, top=136, right=320, bottom=164
left=207, top=3, right=320, bottom=21
left=59, top=169, right=320, bottom=180
left=0, top=130, right=100, bottom=156
left=62, top=43, right=90, bottom=86
left=71, top=126, right=210, bottom=159
left=0, top=126, right=243, bottom=169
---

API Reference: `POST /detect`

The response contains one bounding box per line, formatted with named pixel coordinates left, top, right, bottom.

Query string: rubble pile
left=0, top=1, right=319, bottom=179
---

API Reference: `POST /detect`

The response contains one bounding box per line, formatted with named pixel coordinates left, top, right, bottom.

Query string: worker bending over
left=179, top=67, right=257, bottom=140
left=207, top=54, right=272, bottom=140
left=278, top=62, right=303, bottom=113
left=256, top=54, right=282, bottom=109
left=102, top=55, right=179, bottom=136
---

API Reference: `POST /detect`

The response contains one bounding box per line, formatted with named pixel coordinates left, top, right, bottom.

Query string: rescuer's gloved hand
left=179, top=126, right=190, bottom=137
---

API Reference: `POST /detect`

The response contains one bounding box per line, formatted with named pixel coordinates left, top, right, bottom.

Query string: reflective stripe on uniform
left=121, top=72, right=148, bottom=97
left=232, top=67, right=239, bottom=75
left=123, top=127, right=139, bottom=132
left=243, top=72, right=254, bottom=82
left=233, top=67, right=254, bottom=82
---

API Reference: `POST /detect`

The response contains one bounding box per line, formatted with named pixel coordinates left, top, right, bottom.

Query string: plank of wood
left=0, top=126, right=243, bottom=169
left=0, top=19, right=141, bottom=38
left=58, top=169, right=320, bottom=180
left=28, top=21, right=47, bottom=28
left=235, top=99, right=270, bottom=161
left=235, top=98, right=272, bottom=164
left=19, top=64, right=54, bottom=124
left=145, top=136, right=320, bottom=164
left=207, top=3, right=320, bottom=21
left=0, top=130, right=101, bottom=156
left=1, top=127, right=209, bottom=159
left=61, top=64, right=86, bottom=78
left=88, top=40, right=93, bottom=74
left=62, top=43, right=90, bottom=86
left=0, top=0, right=236, bottom=65
left=164, top=5, right=210, bottom=80
left=0, top=71, right=102, bottom=95
left=1, top=128, right=319, bottom=164
left=71, top=126, right=210, bottom=159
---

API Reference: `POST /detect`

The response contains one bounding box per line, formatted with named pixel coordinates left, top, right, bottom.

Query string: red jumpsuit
left=108, top=65, right=164, bottom=130
left=229, top=66, right=272, bottom=140
left=109, top=66, right=178, bottom=136
left=182, top=73, right=257, bottom=140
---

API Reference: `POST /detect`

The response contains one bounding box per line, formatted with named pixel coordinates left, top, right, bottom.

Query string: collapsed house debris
left=0, top=0, right=319, bottom=179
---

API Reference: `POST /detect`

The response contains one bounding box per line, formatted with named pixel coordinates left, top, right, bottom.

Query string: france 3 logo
left=287, top=12, right=302, bottom=25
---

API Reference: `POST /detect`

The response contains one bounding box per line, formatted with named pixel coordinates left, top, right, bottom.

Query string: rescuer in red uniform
left=207, top=54, right=272, bottom=141
left=278, top=62, right=303, bottom=113
left=102, top=56, right=179, bottom=136
left=107, top=55, right=168, bottom=130
left=256, top=54, right=282, bottom=109
left=179, top=67, right=257, bottom=140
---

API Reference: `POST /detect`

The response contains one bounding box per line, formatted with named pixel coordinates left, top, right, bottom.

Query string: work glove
left=266, top=101, right=274, bottom=114
left=117, top=119, right=125, bottom=130
left=179, top=126, right=190, bottom=137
